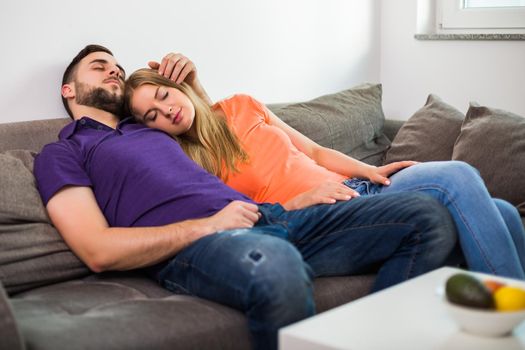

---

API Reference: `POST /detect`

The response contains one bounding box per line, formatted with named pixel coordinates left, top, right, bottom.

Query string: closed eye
left=157, top=87, right=168, bottom=101
left=144, top=112, right=157, bottom=123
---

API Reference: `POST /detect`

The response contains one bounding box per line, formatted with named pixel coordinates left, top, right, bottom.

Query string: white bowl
left=444, top=298, right=525, bottom=337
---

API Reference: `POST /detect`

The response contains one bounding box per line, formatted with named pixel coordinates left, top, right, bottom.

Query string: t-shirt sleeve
left=34, top=141, right=92, bottom=205
left=228, top=94, right=271, bottom=124
left=243, top=94, right=271, bottom=124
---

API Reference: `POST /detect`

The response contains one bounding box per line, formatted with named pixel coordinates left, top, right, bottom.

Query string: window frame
left=440, top=0, right=525, bottom=31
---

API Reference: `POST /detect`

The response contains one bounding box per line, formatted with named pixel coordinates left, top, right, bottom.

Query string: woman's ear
left=61, top=84, right=75, bottom=99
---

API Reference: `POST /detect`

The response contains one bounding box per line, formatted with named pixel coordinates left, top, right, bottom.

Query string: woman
left=124, top=68, right=525, bottom=279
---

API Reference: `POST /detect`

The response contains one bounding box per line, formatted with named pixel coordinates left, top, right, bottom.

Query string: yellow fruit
left=494, top=286, right=525, bottom=312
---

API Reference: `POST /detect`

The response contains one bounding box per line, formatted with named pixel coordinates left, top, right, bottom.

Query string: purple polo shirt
left=34, top=117, right=255, bottom=227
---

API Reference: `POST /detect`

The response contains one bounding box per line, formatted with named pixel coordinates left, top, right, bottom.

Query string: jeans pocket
left=162, top=278, right=191, bottom=295
left=157, top=257, right=193, bottom=295
left=343, top=178, right=376, bottom=195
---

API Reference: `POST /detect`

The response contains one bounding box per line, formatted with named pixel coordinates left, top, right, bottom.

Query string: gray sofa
left=1, top=83, right=523, bottom=349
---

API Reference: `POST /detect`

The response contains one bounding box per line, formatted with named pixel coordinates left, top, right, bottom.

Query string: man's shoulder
left=36, top=133, right=81, bottom=168
left=39, top=136, right=77, bottom=155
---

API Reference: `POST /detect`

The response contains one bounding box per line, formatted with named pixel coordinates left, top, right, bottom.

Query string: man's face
left=68, top=51, right=126, bottom=115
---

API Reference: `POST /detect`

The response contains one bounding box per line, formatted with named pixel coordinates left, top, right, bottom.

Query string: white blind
left=441, top=0, right=525, bottom=29
left=464, top=0, right=525, bottom=8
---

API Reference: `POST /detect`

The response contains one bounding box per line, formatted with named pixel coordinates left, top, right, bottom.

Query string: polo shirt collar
left=59, top=116, right=136, bottom=140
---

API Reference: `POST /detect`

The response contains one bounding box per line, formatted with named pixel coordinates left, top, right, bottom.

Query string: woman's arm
left=266, top=109, right=416, bottom=185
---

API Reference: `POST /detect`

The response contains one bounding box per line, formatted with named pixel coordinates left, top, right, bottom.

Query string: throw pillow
left=384, top=94, right=464, bottom=164
left=452, top=104, right=525, bottom=216
left=0, top=150, right=90, bottom=295
left=272, top=83, right=391, bottom=166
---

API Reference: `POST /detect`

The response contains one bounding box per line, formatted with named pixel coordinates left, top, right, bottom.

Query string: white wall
left=0, top=0, right=380, bottom=123
left=381, top=0, right=525, bottom=120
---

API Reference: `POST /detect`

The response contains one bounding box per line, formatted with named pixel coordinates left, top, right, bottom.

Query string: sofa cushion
left=11, top=279, right=251, bottom=350
left=272, top=83, right=391, bottom=166
left=0, top=150, right=90, bottom=294
left=384, top=94, right=464, bottom=164
left=10, top=270, right=373, bottom=350
left=452, top=104, right=525, bottom=216
left=0, top=282, right=23, bottom=350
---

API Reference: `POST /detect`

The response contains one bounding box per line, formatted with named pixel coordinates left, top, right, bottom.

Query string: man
left=34, top=44, right=457, bottom=350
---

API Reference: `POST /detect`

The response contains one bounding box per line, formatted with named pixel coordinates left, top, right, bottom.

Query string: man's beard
left=75, top=82, right=124, bottom=116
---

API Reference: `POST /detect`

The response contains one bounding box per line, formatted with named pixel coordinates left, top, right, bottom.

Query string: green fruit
left=445, top=273, right=495, bottom=309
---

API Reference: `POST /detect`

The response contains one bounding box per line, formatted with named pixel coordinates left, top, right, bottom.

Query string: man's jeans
left=155, top=192, right=456, bottom=350
left=344, top=160, right=525, bottom=279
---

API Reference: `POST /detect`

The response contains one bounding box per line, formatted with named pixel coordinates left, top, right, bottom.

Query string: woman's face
left=131, top=84, right=196, bottom=136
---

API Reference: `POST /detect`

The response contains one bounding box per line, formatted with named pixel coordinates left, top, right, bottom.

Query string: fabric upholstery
left=0, top=107, right=377, bottom=350
left=452, top=103, right=525, bottom=216
left=272, top=84, right=391, bottom=166
left=0, top=118, right=69, bottom=153
left=384, top=94, right=464, bottom=164
left=0, top=150, right=90, bottom=294
left=0, top=282, right=23, bottom=350
left=11, top=271, right=373, bottom=350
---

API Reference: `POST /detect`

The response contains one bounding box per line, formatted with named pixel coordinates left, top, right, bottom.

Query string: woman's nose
left=161, top=105, right=173, bottom=116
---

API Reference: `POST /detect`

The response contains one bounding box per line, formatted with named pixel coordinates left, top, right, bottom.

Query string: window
left=440, top=0, right=525, bottom=31
left=464, top=0, right=525, bottom=8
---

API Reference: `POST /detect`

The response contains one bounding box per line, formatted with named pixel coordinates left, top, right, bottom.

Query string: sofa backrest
left=0, top=118, right=69, bottom=153
left=0, top=110, right=404, bottom=154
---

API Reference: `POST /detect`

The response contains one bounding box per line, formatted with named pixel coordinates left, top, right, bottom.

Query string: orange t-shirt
left=216, top=94, right=346, bottom=204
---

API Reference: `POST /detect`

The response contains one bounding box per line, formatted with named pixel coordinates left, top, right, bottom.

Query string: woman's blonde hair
left=124, top=68, right=248, bottom=181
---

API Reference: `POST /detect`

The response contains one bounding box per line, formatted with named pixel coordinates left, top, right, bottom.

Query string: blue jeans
left=154, top=192, right=456, bottom=350
left=344, top=160, right=525, bottom=279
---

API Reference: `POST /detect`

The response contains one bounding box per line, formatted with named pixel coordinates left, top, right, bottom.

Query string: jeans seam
left=405, top=226, right=421, bottom=281
left=389, top=183, right=497, bottom=275
left=291, top=222, right=415, bottom=245
left=161, top=259, right=192, bottom=294
left=166, top=251, right=253, bottom=309
left=291, top=222, right=425, bottom=280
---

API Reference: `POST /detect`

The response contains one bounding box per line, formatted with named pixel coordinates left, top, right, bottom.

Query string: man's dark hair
left=62, top=44, right=114, bottom=119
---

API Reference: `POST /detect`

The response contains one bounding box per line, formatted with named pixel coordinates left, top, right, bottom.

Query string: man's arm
left=148, top=53, right=213, bottom=106
left=47, top=186, right=260, bottom=272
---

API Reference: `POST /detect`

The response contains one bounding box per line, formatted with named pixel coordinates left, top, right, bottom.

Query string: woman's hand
left=283, top=181, right=360, bottom=211
left=364, top=161, right=418, bottom=185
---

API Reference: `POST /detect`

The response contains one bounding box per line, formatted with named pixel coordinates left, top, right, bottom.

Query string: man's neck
left=73, top=106, right=119, bottom=129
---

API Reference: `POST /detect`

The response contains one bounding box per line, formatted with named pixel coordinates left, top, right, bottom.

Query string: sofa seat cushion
left=11, top=271, right=374, bottom=349
left=0, top=282, right=23, bottom=350
left=11, top=272, right=250, bottom=350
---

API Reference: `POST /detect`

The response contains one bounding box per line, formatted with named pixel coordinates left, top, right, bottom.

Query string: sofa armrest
left=0, top=282, right=24, bottom=350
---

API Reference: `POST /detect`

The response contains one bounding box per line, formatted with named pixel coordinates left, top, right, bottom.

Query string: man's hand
left=148, top=52, right=213, bottom=106
left=149, top=52, right=197, bottom=85
left=283, top=181, right=360, bottom=211
left=205, top=200, right=261, bottom=232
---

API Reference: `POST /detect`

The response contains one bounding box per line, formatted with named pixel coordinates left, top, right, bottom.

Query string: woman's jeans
left=155, top=192, right=456, bottom=350
left=344, top=160, right=525, bottom=279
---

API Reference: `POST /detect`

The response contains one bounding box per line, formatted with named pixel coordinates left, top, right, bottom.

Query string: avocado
left=445, top=273, right=495, bottom=309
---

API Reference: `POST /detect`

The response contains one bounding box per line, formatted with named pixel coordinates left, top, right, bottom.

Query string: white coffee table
left=279, top=267, right=525, bottom=350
